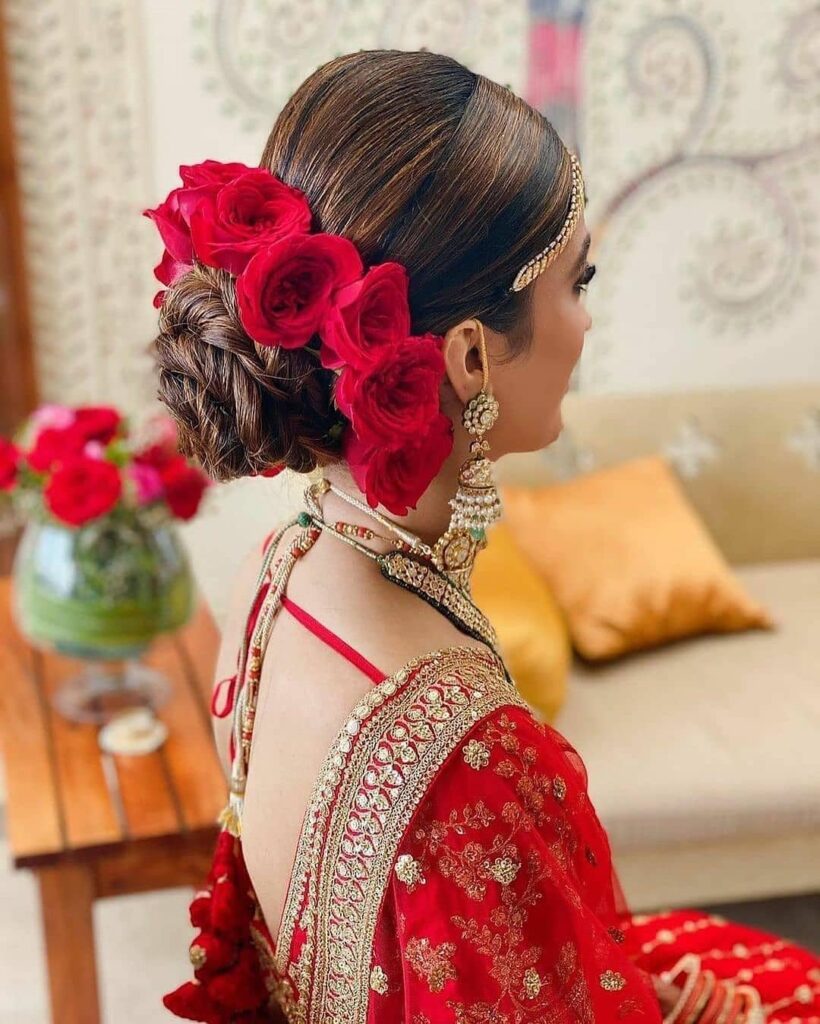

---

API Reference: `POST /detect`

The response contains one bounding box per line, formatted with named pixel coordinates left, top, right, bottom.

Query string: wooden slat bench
left=0, top=576, right=227, bottom=1023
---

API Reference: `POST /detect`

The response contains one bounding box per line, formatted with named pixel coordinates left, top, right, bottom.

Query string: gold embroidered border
left=306, top=646, right=526, bottom=1023
left=273, top=650, right=431, bottom=978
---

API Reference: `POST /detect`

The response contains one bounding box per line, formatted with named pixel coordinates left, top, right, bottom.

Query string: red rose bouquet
left=4, top=406, right=214, bottom=697
left=144, top=160, right=455, bottom=515
left=2, top=403, right=212, bottom=528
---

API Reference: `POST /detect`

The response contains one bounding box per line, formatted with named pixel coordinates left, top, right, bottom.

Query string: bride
left=146, top=49, right=819, bottom=1024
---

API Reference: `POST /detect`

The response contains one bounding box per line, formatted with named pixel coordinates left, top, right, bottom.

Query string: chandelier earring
left=431, top=320, right=503, bottom=592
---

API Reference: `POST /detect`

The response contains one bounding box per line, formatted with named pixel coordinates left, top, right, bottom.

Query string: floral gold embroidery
left=369, top=965, right=389, bottom=995
left=305, top=648, right=522, bottom=1023
left=463, top=739, right=491, bottom=769
left=485, top=855, right=521, bottom=885
left=395, top=853, right=426, bottom=888
left=406, top=937, right=457, bottom=992
left=448, top=854, right=597, bottom=1021
left=553, top=775, right=567, bottom=801
left=608, top=926, right=626, bottom=944
left=600, top=969, right=627, bottom=991
left=523, top=966, right=542, bottom=998
left=556, top=939, right=579, bottom=985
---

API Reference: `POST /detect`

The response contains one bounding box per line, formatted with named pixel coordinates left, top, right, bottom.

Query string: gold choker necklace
left=302, top=480, right=498, bottom=653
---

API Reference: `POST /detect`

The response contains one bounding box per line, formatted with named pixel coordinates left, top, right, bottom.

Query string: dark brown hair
left=152, top=49, right=574, bottom=481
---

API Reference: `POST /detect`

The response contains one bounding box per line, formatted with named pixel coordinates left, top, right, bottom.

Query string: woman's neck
left=320, top=433, right=469, bottom=553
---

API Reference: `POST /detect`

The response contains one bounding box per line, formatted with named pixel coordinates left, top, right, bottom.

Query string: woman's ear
left=440, top=318, right=487, bottom=405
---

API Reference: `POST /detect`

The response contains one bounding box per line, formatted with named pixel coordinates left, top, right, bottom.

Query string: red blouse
left=164, top=525, right=820, bottom=1024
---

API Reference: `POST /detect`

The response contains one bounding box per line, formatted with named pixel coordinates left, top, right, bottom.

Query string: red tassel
left=191, top=931, right=237, bottom=975
left=164, top=825, right=273, bottom=1022
left=162, top=979, right=221, bottom=1023
left=189, top=890, right=212, bottom=929
left=207, top=947, right=269, bottom=1011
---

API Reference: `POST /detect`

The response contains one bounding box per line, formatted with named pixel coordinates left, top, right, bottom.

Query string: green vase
left=11, top=508, right=195, bottom=723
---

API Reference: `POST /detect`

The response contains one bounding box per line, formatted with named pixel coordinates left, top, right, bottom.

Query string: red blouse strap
left=280, top=594, right=386, bottom=685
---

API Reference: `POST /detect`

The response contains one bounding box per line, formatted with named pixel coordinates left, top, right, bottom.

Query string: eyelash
left=575, top=263, right=596, bottom=294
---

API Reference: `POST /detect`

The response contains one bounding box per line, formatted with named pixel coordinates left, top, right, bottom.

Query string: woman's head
left=152, top=49, right=592, bottom=486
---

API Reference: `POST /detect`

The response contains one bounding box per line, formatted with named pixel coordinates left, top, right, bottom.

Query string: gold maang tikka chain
left=430, top=320, right=502, bottom=592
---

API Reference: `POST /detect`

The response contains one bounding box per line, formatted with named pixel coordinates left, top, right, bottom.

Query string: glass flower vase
left=11, top=505, right=195, bottom=724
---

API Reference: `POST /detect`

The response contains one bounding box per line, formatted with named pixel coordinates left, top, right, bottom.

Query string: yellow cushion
left=472, top=522, right=571, bottom=722
left=501, top=455, right=775, bottom=662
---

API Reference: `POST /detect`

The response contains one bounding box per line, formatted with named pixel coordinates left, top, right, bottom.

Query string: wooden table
left=0, top=577, right=228, bottom=1023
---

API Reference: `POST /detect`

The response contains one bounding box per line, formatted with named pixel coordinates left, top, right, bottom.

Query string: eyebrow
left=570, top=233, right=592, bottom=278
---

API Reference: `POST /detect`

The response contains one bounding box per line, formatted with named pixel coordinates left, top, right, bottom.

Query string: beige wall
left=3, top=0, right=818, bottom=616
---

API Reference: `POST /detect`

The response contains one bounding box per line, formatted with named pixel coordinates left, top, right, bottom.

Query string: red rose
left=335, top=334, right=445, bottom=448
left=320, top=262, right=411, bottom=370
left=142, top=188, right=195, bottom=306
left=144, top=161, right=253, bottom=305
left=183, top=169, right=312, bottom=275
left=160, top=457, right=210, bottom=520
left=143, top=188, right=193, bottom=267
left=133, top=440, right=177, bottom=471
left=178, top=159, right=252, bottom=190
left=344, top=412, right=453, bottom=516
left=72, top=406, right=122, bottom=445
left=236, top=233, right=363, bottom=349
left=44, top=455, right=122, bottom=525
left=0, top=437, right=22, bottom=491
left=26, top=425, right=87, bottom=472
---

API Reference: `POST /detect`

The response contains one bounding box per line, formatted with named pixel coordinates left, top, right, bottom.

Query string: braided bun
left=152, top=262, right=342, bottom=481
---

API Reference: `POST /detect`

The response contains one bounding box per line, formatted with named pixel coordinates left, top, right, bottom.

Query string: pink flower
left=129, top=462, right=165, bottom=505
left=83, top=440, right=106, bottom=459
left=31, top=404, right=75, bottom=431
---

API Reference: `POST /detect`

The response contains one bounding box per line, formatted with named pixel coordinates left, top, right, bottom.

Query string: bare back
left=211, top=522, right=490, bottom=949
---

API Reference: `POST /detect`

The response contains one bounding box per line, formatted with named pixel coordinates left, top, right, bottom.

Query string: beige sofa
left=181, top=383, right=820, bottom=913
left=497, top=384, right=820, bottom=911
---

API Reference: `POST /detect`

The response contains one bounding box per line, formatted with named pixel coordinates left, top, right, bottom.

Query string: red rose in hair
left=344, top=412, right=453, bottom=516
left=0, top=437, right=22, bottom=491
left=178, top=159, right=252, bottom=190
left=160, top=457, right=211, bottom=520
left=143, top=160, right=253, bottom=306
left=143, top=188, right=195, bottom=308
left=44, top=455, right=122, bottom=525
left=335, top=333, right=445, bottom=448
left=236, top=233, right=363, bottom=349
left=320, top=262, right=411, bottom=370
left=182, top=169, right=313, bottom=275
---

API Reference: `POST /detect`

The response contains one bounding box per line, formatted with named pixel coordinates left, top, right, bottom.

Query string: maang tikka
left=431, top=320, right=502, bottom=592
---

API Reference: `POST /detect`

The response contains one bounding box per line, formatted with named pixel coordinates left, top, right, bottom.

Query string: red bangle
left=660, top=954, right=703, bottom=1023
left=718, top=987, right=746, bottom=1024
left=698, top=979, right=733, bottom=1024
left=679, top=971, right=713, bottom=1023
